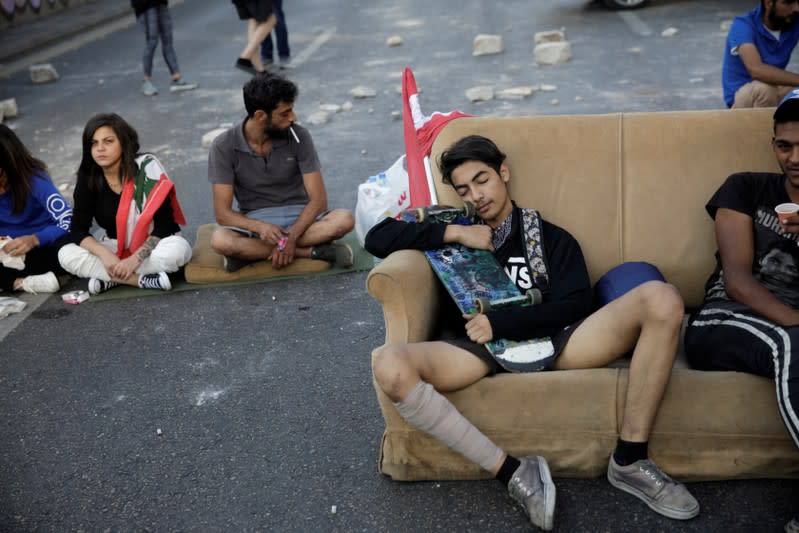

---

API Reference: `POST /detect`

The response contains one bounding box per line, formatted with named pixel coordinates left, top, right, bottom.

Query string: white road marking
left=618, top=11, right=653, bottom=37
left=288, top=27, right=337, bottom=68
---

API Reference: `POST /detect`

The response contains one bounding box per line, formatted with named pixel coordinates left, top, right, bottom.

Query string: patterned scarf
left=492, top=210, right=513, bottom=250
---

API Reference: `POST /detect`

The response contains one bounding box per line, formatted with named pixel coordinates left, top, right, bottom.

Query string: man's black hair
left=243, top=73, right=298, bottom=117
left=437, top=135, right=507, bottom=185
left=773, top=94, right=799, bottom=132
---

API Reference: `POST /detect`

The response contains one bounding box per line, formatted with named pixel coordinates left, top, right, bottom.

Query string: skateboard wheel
left=463, top=202, right=476, bottom=218
left=527, top=289, right=543, bottom=305
left=476, top=297, right=492, bottom=313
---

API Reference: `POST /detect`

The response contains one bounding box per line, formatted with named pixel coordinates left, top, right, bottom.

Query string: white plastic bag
left=355, top=155, right=411, bottom=246
left=0, top=297, right=26, bottom=319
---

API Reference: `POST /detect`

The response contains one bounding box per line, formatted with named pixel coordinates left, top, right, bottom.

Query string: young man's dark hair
left=243, top=73, right=297, bottom=117
left=774, top=88, right=799, bottom=130
left=438, top=135, right=507, bottom=185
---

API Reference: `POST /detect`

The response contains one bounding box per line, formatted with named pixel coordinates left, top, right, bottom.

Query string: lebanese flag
left=402, top=67, right=471, bottom=207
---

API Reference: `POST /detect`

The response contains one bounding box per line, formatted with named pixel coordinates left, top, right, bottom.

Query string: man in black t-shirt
left=685, top=90, right=799, bottom=532
left=365, top=135, right=699, bottom=529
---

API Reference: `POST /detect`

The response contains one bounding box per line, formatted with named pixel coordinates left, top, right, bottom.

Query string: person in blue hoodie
left=0, top=125, right=72, bottom=294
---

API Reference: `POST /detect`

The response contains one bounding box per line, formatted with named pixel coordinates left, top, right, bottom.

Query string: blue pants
left=260, top=0, right=289, bottom=62
left=138, top=5, right=180, bottom=77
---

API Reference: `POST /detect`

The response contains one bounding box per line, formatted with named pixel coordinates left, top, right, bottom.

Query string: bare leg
left=554, top=281, right=683, bottom=441
left=210, top=227, right=302, bottom=260
left=240, top=15, right=277, bottom=70
left=372, top=341, right=506, bottom=474
left=295, top=209, right=355, bottom=247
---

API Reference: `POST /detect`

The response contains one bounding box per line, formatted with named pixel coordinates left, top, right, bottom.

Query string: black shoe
left=224, top=255, right=258, bottom=273
left=310, top=243, right=354, bottom=268
left=138, top=272, right=172, bottom=291
left=235, top=58, right=258, bottom=75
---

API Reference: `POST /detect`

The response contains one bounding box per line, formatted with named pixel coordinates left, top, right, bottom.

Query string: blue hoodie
left=0, top=172, right=72, bottom=246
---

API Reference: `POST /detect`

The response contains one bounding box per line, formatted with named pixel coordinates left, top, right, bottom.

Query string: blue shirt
left=0, top=172, right=72, bottom=246
left=722, top=4, right=799, bottom=107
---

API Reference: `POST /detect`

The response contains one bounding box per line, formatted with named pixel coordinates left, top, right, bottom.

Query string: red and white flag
left=402, top=67, right=471, bottom=208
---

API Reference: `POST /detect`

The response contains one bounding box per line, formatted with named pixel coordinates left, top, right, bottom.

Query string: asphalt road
left=0, top=0, right=797, bottom=531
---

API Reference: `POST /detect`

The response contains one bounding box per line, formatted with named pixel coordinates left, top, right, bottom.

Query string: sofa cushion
left=621, top=108, right=779, bottom=307
left=184, top=223, right=330, bottom=284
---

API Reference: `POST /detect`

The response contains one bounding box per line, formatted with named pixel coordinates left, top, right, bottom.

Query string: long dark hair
left=0, top=124, right=48, bottom=214
left=77, top=113, right=140, bottom=191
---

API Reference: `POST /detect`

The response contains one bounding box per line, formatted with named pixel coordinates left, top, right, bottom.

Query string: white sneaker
left=20, top=272, right=59, bottom=294
left=169, top=77, right=197, bottom=92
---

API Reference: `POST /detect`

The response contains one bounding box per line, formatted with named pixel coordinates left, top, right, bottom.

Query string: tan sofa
left=365, top=108, right=799, bottom=482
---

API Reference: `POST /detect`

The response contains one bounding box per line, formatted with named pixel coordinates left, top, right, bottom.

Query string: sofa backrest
left=430, top=108, right=779, bottom=308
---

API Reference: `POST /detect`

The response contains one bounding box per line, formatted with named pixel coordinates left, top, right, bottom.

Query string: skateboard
left=402, top=204, right=556, bottom=372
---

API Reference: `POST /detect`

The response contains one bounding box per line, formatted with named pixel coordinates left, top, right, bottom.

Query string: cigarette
left=289, top=126, right=300, bottom=143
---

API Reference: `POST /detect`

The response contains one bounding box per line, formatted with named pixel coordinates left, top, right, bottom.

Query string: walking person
left=132, top=0, right=197, bottom=96
left=260, top=0, right=290, bottom=69
left=232, top=0, right=277, bottom=75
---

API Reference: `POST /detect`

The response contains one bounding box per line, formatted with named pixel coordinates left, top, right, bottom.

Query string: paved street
left=0, top=0, right=797, bottom=530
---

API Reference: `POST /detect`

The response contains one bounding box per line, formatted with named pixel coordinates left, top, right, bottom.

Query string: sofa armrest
left=365, top=249, right=440, bottom=345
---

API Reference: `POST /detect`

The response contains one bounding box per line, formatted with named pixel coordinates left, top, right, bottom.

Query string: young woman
left=58, top=113, right=192, bottom=294
left=131, top=0, right=197, bottom=96
left=0, top=124, right=71, bottom=294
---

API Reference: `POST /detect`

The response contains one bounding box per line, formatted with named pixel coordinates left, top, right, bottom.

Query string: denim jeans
left=260, top=0, right=289, bottom=61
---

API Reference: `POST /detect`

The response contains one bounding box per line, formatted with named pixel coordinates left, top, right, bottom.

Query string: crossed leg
left=210, top=208, right=354, bottom=261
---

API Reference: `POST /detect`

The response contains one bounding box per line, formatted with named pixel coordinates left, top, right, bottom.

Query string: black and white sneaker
left=138, top=272, right=172, bottom=291
left=310, top=243, right=353, bottom=268
left=88, top=278, right=118, bottom=295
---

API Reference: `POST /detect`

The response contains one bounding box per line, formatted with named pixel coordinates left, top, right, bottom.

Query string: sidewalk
left=0, top=0, right=130, bottom=65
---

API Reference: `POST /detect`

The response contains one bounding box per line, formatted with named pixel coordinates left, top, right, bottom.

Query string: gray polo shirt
left=207, top=119, right=321, bottom=213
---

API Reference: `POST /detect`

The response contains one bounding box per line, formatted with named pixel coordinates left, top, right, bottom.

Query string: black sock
left=612, top=438, right=648, bottom=466
left=495, top=455, right=522, bottom=486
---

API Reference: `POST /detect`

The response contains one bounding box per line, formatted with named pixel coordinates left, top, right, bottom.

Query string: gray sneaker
left=170, top=77, right=197, bottom=92
left=310, top=243, right=353, bottom=268
left=507, top=456, right=556, bottom=530
left=786, top=518, right=799, bottom=533
left=142, top=79, right=158, bottom=96
left=607, top=457, right=699, bottom=520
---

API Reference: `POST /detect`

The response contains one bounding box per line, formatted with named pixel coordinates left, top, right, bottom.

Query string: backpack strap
left=521, top=208, right=550, bottom=292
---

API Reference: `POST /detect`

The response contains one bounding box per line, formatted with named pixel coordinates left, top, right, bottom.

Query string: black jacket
left=364, top=206, right=594, bottom=341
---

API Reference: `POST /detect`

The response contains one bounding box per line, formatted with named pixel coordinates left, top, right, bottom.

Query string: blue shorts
left=226, top=204, right=329, bottom=237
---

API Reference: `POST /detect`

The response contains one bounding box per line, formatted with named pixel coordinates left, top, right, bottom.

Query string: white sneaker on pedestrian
left=138, top=272, right=171, bottom=291
left=169, top=77, right=197, bottom=92
left=19, top=272, right=59, bottom=294
left=142, top=79, right=158, bottom=96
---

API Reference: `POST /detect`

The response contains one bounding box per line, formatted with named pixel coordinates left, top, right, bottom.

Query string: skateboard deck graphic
left=403, top=205, right=555, bottom=372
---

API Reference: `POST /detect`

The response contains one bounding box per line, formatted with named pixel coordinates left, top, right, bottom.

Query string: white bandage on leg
left=394, top=381, right=504, bottom=472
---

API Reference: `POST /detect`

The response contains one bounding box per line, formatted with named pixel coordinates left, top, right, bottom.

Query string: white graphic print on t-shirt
left=504, top=256, right=533, bottom=291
